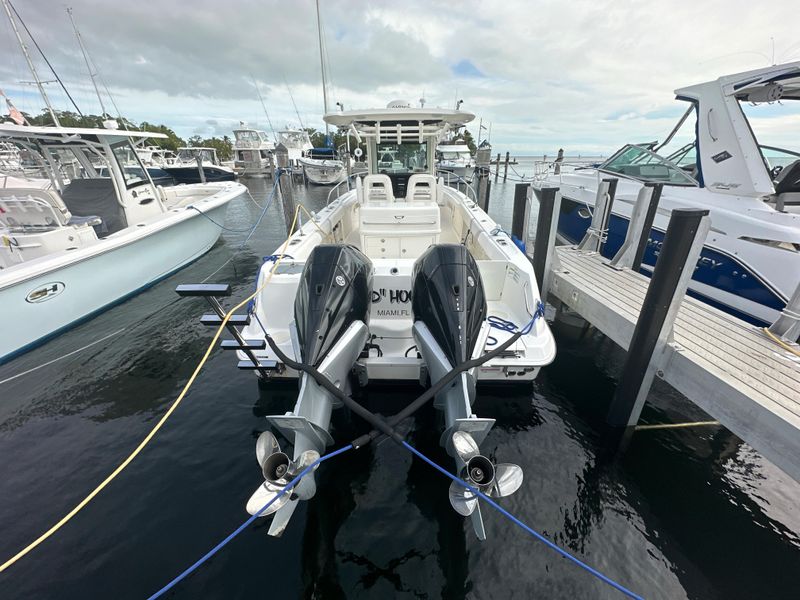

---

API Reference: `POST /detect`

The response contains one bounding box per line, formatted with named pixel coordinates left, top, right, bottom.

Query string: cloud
left=1, top=0, right=799, bottom=153
left=451, top=60, right=485, bottom=79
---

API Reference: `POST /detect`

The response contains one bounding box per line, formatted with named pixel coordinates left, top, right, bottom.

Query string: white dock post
left=531, top=186, right=562, bottom=301
left=608, top=183, right=663, bottom=271
left=577, top=178, right=617, bottom=253
left=195, top=156, right=206, bottom=184
left=768, top=282, right=800, bottom=343
left=607, top=208, right=711, bottom=427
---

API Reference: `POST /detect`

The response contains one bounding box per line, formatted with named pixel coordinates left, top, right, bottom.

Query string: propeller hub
left=466, top=455, right=494, bottom=486
left=263, top=452, right=291, bottom=483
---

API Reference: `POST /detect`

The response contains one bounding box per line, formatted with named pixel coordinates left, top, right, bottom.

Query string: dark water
left=1, top=169, right=798, bottom=599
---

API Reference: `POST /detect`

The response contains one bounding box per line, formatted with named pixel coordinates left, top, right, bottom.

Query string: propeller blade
left=288, top=450, right=320, bottom=476
left=255, top=431, right=281, bottom=469
left=489, top=463, right=523, bottom=498
left=448, top=479, right=478, bottom=516
left=451, top=431, right=480, bottom=463
left=246, top=480, right=291, bottom=516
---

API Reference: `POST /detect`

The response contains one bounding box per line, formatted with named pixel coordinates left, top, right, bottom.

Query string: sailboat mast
left=66, top=6, right=107, bottom=117
left=315, top=0, right=329, bottom=136
left=1, top=0, right=60, bottom=126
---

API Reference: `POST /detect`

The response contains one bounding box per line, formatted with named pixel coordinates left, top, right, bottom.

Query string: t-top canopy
left=324, top=106, right=475, bottom=129
left=0, top=123, right=167, bottom=142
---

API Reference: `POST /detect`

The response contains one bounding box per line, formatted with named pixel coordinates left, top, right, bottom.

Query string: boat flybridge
left=534, top=62, right=800, bottom=326
left=275, top=128, right=313, bottom=170
left=436, top=140, right=475, bottom=179
left=0, top=124, right=245, bottom=362
left=298, top=146, right=346, bottom=185
left=233, top=102, right=556, bottom=538
left=232, top=127, right=275, bottom=177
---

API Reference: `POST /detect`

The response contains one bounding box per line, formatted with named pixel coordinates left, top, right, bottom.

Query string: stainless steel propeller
left=448, top=431, right=523, bottom=516
left=246, top=431, right=320, bottom=516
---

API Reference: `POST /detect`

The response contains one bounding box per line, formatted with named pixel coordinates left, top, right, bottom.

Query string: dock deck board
left=550, top=246, right=800, bottom=481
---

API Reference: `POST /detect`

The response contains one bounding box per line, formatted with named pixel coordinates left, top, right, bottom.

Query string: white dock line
left=0, top=327, right=126, bottom=386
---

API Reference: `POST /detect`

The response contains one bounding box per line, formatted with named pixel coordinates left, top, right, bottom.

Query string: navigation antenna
left=1, top=0, right=60, bottom=125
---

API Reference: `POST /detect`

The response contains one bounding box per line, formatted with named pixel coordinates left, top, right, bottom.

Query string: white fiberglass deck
left=551, top=245, right=800, bottom=481
left=239, top=179, right=556, bottom=382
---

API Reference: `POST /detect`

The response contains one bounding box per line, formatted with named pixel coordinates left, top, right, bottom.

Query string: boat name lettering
left=376, top=308, right=410, bottom=317
left=646, top=238, right=723, bottom=268
left=25, top=281, right=66, bottom=303
left=711, top=150, right=732, bottom=163
left=372, top=288, right=411, bottom=304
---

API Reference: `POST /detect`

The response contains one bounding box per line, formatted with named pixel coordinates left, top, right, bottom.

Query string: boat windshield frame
left=599, top=144, right=699, bottom=187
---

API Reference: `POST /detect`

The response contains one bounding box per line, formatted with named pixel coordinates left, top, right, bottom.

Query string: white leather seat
left=406, top=174, right=437, bottom=204
left=362, top=174, right=394, bottom=204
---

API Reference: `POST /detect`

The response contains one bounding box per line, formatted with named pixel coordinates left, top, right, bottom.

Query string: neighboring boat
left=533, top=62, right=800, bottom=326
left=0, top=124, right=245, bottom=362
left=298, top=147, right=345, bottom=184
left=230, top=103, right=556, bottom=538
left=436, top=140, right=475, bottom=179
left=163, top=147, right=236, bottom=184
left=275, top=128, right=313, bottom=170
left=136, top=144, right=177, bottom=168
left=232, top=127, right=274, bottom=177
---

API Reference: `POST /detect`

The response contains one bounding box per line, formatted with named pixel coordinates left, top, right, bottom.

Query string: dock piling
left=768, top=282, right=800, bottom=343
left=494, top=153, right=500, bottom=181
left=503, top=151, right=510, bottom=182
left=511, top=183, right=530, bottom=251
left=531, top=187, right=562, bottom=300
left=577, top=178, right=617, bottom=253
left=278, top=170, right=297, bottom=236
left=609, top=183, right=662, bottom=271
left=606, top=208, right=711, bottom=428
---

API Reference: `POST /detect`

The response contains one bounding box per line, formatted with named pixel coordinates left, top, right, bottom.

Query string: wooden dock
left=523, top=180, right=800, bottom=483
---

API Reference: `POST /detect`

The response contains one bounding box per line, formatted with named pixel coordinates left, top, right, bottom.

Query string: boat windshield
left=600, top=144, right=698, bottom=186
left=373, top=142, right=428, bottom=174
left=235, top=130, right=259, bottom=142
left=440, top=151, right=470, bottom=160
left=278, top=131, right=309, bottom=148
left=111, top=141, right=148, bottom=187
left=178, top=148, right=217, bottom=163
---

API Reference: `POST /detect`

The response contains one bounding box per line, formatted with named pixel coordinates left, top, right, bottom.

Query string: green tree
left=198, top=136, right=233, bottom=161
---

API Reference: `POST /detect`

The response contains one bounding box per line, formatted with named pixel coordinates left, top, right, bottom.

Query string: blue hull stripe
left=558, top=197, right=784, bottom=326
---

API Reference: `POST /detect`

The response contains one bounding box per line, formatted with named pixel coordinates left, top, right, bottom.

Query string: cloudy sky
left=2, top=0, right=799, bottom=154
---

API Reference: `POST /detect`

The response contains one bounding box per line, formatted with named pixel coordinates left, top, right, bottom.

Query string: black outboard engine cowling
left=294, top=244, right=373, bottom=366
left=411, top=244, right=487, bottom=366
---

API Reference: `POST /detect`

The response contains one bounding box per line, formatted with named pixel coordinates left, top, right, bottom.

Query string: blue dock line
left=147, top=444, right=353, bottom=600
left=150, top=301, right=639, bottom=598
left=402, top=441, right=643, bottom=599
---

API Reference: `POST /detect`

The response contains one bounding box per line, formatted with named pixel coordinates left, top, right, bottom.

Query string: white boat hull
left=300, top=158, right=345, bottom=185
left=0, top=195, right=236, bottom=363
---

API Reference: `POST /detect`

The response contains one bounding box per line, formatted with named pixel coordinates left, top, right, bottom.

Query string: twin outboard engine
left=247, top=245, right=372, bottom=535
left=411, top=244, right=523, bottom=539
